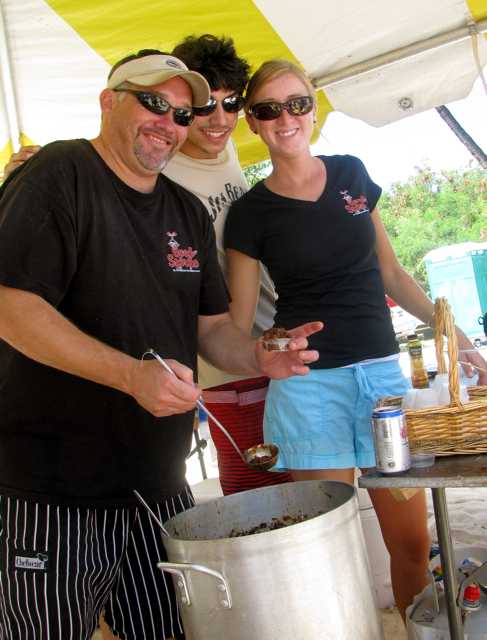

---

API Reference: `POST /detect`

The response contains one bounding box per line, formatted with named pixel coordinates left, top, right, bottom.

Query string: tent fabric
left=0, top=0, right=486, bottom=172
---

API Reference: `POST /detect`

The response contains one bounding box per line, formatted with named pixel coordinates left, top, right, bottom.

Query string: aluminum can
left=371, top=406, right=411, bottom=474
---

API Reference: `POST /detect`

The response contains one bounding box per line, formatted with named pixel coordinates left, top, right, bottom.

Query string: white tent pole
left=314, top=18, right=487, bottom=90
left=467, top=15, right=487, bottom=95
left=0, top=0, right=20, bottom=153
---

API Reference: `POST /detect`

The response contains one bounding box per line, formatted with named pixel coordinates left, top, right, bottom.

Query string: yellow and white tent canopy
left=0, top=0, right=486, bottom=172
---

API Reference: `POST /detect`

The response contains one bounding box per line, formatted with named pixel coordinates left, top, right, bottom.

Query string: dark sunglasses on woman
left=114, top=88, right=194, bottom=126
left=193, top=94, right=246, bottom=117
left=248, top=96, right=314, bottom=121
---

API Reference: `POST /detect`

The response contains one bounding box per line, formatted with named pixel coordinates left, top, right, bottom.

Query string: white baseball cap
left=107, top=54, right=211, bottom=107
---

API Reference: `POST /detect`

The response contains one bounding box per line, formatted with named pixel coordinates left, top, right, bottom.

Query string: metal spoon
left=143, top=349, right=279, bottom=473
left=133, top=490, right=171, bottom=537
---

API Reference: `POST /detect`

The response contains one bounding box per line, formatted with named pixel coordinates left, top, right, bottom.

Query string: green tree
left=243, top=160, right=271, bottom=188
left=380, top=162, right=487, bottom=294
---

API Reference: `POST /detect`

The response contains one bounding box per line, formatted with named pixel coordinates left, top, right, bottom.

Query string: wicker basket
left=376, top=297, right=487, bottom=455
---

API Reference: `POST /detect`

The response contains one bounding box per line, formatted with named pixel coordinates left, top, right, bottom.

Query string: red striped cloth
left=202, top=376, right=293, bottom=495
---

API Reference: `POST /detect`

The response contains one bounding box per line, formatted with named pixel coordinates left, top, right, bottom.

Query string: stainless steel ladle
left=133, top=489, right=171, bottom=537
left=142, top=349, right=279, bottom=473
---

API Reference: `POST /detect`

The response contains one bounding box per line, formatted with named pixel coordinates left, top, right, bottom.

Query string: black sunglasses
left=248, top=96, right=314, bottom=121
left=114, top=89, right=194, bottom=127
left=193, top=94, right=245, bottom=117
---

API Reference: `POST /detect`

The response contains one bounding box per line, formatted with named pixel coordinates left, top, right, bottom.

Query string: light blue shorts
left=263, top=359, right=409, bottom=471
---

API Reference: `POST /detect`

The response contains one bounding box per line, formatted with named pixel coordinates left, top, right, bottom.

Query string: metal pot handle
left=157, top=561, right=232, bottom=609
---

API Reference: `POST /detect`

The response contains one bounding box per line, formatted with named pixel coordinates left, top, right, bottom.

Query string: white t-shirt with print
left=163, top=139, right=276, bottom=388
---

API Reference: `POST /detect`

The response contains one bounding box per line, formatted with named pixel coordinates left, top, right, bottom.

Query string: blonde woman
left=224, top=59, right=487, bottom=622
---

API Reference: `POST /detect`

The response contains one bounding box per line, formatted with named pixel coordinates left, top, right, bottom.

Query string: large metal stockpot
left=158, top=480, right=385, bottom=640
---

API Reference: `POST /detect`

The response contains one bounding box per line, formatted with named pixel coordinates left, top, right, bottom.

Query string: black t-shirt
left=224, top=154, right=398, bottom=368
left=0, top=139, right=229, bottom=508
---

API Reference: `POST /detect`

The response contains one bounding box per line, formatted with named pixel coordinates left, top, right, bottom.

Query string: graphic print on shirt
left=208, top=182, right=246, bottom=222
left=166, top=232, right=200, bottom=272
left=340, top=190, right=369, bottom=216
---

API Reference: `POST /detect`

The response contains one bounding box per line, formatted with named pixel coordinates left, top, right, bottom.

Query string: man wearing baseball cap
left=0, top=51, right=320, bottom=640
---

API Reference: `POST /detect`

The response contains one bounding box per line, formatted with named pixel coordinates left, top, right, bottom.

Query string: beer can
left=371, top=406, right=411, bottom=474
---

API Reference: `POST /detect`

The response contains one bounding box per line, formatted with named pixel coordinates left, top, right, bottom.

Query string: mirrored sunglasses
left=248, top=96, right=314, bottom=121
left=114, top=89, right=194, bottom=126
left=193, top=94, right=245, bottom=117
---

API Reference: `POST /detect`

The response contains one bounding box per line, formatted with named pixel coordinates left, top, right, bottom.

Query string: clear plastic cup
left=439, top=382, right=470, bottom=405
left=432, top=373, right=449, bottom=393
left=410, top=451, right=436, bottom=468
left=438, top=382, right=450, bottom=405
left=414, top=388, right=440, bottom=409
left=402, top=388, right=419, bottom=410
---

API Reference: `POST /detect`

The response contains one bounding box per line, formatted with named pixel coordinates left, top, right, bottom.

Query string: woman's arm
left=226, top=248, right=261, bottom=335
left=371, top=206, right=487, bottom=384
left=372, top=207, right=433, bottom=321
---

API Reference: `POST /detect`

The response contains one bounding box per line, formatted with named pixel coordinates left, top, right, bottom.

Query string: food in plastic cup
left=262, top=338, right=292, bottom=351
left=262, top=328, right=293, bottom=352
left=410, top=451, right=436, bottom=468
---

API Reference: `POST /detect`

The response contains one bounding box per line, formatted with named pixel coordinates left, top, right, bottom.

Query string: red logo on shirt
left=166, top=232, right=199, bottom=271
left=340, top=190, right=369, bottom=216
